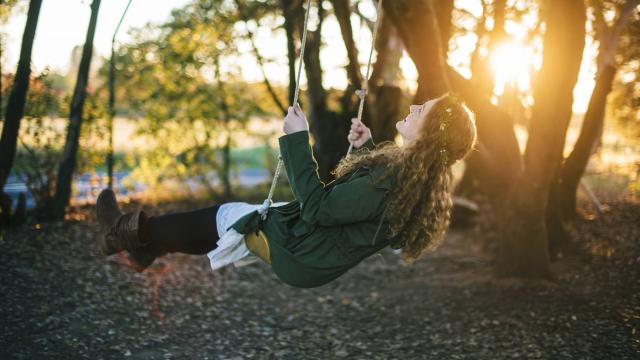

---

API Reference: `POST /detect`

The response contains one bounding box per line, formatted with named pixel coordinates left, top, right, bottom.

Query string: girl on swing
left=97, top=93, right=476, bottom=288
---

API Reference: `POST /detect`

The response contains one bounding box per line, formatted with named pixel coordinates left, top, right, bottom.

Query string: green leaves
left=100, top=0, right=279, bottom=195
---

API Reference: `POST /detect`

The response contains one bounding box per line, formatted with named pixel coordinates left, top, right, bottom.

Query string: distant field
left=6, top=114, right=638, bottom=202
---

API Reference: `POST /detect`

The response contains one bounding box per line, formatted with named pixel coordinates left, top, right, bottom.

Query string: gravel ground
left=0, top=200, right=638, bottom=359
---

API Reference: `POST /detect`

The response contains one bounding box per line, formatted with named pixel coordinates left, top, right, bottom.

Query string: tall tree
left=331, top=0, right=363, bottom=90
left=383, top=0, right=450, bottom=102
left=546, top=0, right=640, bottom=256
left=107, top=0, right=133, bottom=190
left=433, top=0, right=454, bottom=55
left=386, top=0, right=522, bottom=208
left=0, top=0, right=22, bottom=104
left=0, top=0, right=42, bottom=195
left=384, top=0, right=587, bottom=277
left=499, top=0, right=586, bottom=277
left=213, top=57, right=233, bottom=199
left=52, top=0, right=101, bottom=219
left=235, top=0, right=287, bottom=115
left=472, top=0, right=508, bottom=97
left=555, top=0, right=639, bottom=220
left=367, top=14, right=404, bottom=144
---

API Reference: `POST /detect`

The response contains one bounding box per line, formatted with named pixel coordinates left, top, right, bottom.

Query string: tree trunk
left=498, top=0, right=586, bottom=277
left=52, top=0, right=101, bottom=220
left=280, top=0, right=406, bottom=179
left=547, top=66, right=618, bottom=259
left=433, top=0, right=454, bottom=55
left=331, top=0, right=403, bottom=147
left=446, top=68, right=522, bottom=205
left=383, top=0, right=450, bottom=102
left=368, top=15, right=404, bottom=144
left=330, top=0, right=367, bottom=118
left=550, top=0, right=639, bottom=224
left=330, top=0, right=363, bottom=90
left=1, top=42, right=3, bottom=118
left=435, top=0, right=475, bottom=196
left=281, top=0, right=300, bottom=105
left=473, top=0, right=507, bottom=97
left=383, top=0, right=522, bottom=207
left=107, top=46, right=116, bottom=190
left=488, top=0, right=507, bottom=48
left=235, top=0, right=287, bottom=115
left=469, top=1, right=489, bottom=83
left=106, top=0, right=132, bottom=191
left=1, top=192, right=12, bottom=228
left=222, top=131, right=232, bottom=199
left=288, top=0, right=349, bottom=180
left=0, top=0, right=42, bottom=193
left=213, top=57, right=234, bottom=199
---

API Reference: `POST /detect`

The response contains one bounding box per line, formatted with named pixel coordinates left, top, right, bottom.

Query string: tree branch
left=615, top=0, right=640, bottom=32
left=330, top=0, right=363, bottom=89
left=301, top=0, right=327, bottom=111
left=383, top=0, right=450, bottom=101
left=235, top=0, right=287, bottom=115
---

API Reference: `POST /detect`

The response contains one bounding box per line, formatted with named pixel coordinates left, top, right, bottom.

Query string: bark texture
left=383, top=0, right=450, bottom=102
left=280, top=0, right=300, bottom=105
left=498, top=0, right=586, bottom=277
left=368, top=15, right=404, bottom=144
left=550, top=0, right=640, bottom=226
left=0, top=0, right=43, bottom=193
left=52, top=0, right=101, bottom=219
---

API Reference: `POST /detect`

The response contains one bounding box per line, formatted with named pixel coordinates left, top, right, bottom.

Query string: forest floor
left=0, top=195, right=638, bottom=360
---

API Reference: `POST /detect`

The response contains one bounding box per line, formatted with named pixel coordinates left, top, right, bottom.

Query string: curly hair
left=333, top=93, right=477, bottom=262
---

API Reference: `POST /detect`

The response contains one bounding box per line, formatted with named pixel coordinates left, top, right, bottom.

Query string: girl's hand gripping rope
left=348, top=118, right=372, bottom=149
left=283, top=103, right=309, bottom=135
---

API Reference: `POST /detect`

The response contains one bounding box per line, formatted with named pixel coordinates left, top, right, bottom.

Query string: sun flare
left=489, top=42, right=533, bottom=96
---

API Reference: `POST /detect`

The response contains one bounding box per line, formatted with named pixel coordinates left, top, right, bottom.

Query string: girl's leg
left=141, top=205, right=220, bottom=256
left=97, top=189, right=220, bottom=271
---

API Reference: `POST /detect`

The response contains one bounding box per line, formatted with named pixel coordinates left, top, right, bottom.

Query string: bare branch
left=234, top=0, right=287, bottom=115
left=614, top=0, right=640, bottom=31
left=330, top=0, right=363, bottom=89
left=352, top=2, right=375, bottom=31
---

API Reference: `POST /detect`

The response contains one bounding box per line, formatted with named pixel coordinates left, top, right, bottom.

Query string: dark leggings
left=142, top=205, right=221, bottom=256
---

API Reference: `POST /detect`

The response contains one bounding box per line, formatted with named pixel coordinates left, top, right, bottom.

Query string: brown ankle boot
left=96, top=189, right=156, bottom=270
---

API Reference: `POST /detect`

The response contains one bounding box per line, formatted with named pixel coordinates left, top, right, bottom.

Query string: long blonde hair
left=333, top=93, right=477, bottom=261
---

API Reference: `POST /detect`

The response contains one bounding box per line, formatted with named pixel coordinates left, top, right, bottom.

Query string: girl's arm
left=278, top=131, right=388, bottom=226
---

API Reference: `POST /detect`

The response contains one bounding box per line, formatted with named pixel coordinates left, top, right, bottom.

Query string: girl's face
left=396, top=98, right=439, bottom=144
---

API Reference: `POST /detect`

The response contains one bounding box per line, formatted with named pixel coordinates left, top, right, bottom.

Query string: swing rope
left=258, top=0, right=384, bottom=220
left=258, top=0, right=312, bottom=220
left=348, top=0, right=384, bottom=154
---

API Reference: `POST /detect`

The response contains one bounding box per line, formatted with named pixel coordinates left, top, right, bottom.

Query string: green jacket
left=230, top=131, right=393, bottom=288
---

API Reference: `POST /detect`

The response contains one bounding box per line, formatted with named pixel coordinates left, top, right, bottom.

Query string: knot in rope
left=258, top=198, right=272, bottom=220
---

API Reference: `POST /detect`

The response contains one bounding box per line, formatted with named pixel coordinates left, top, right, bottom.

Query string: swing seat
left=245, top=231, right=271, bottom=265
